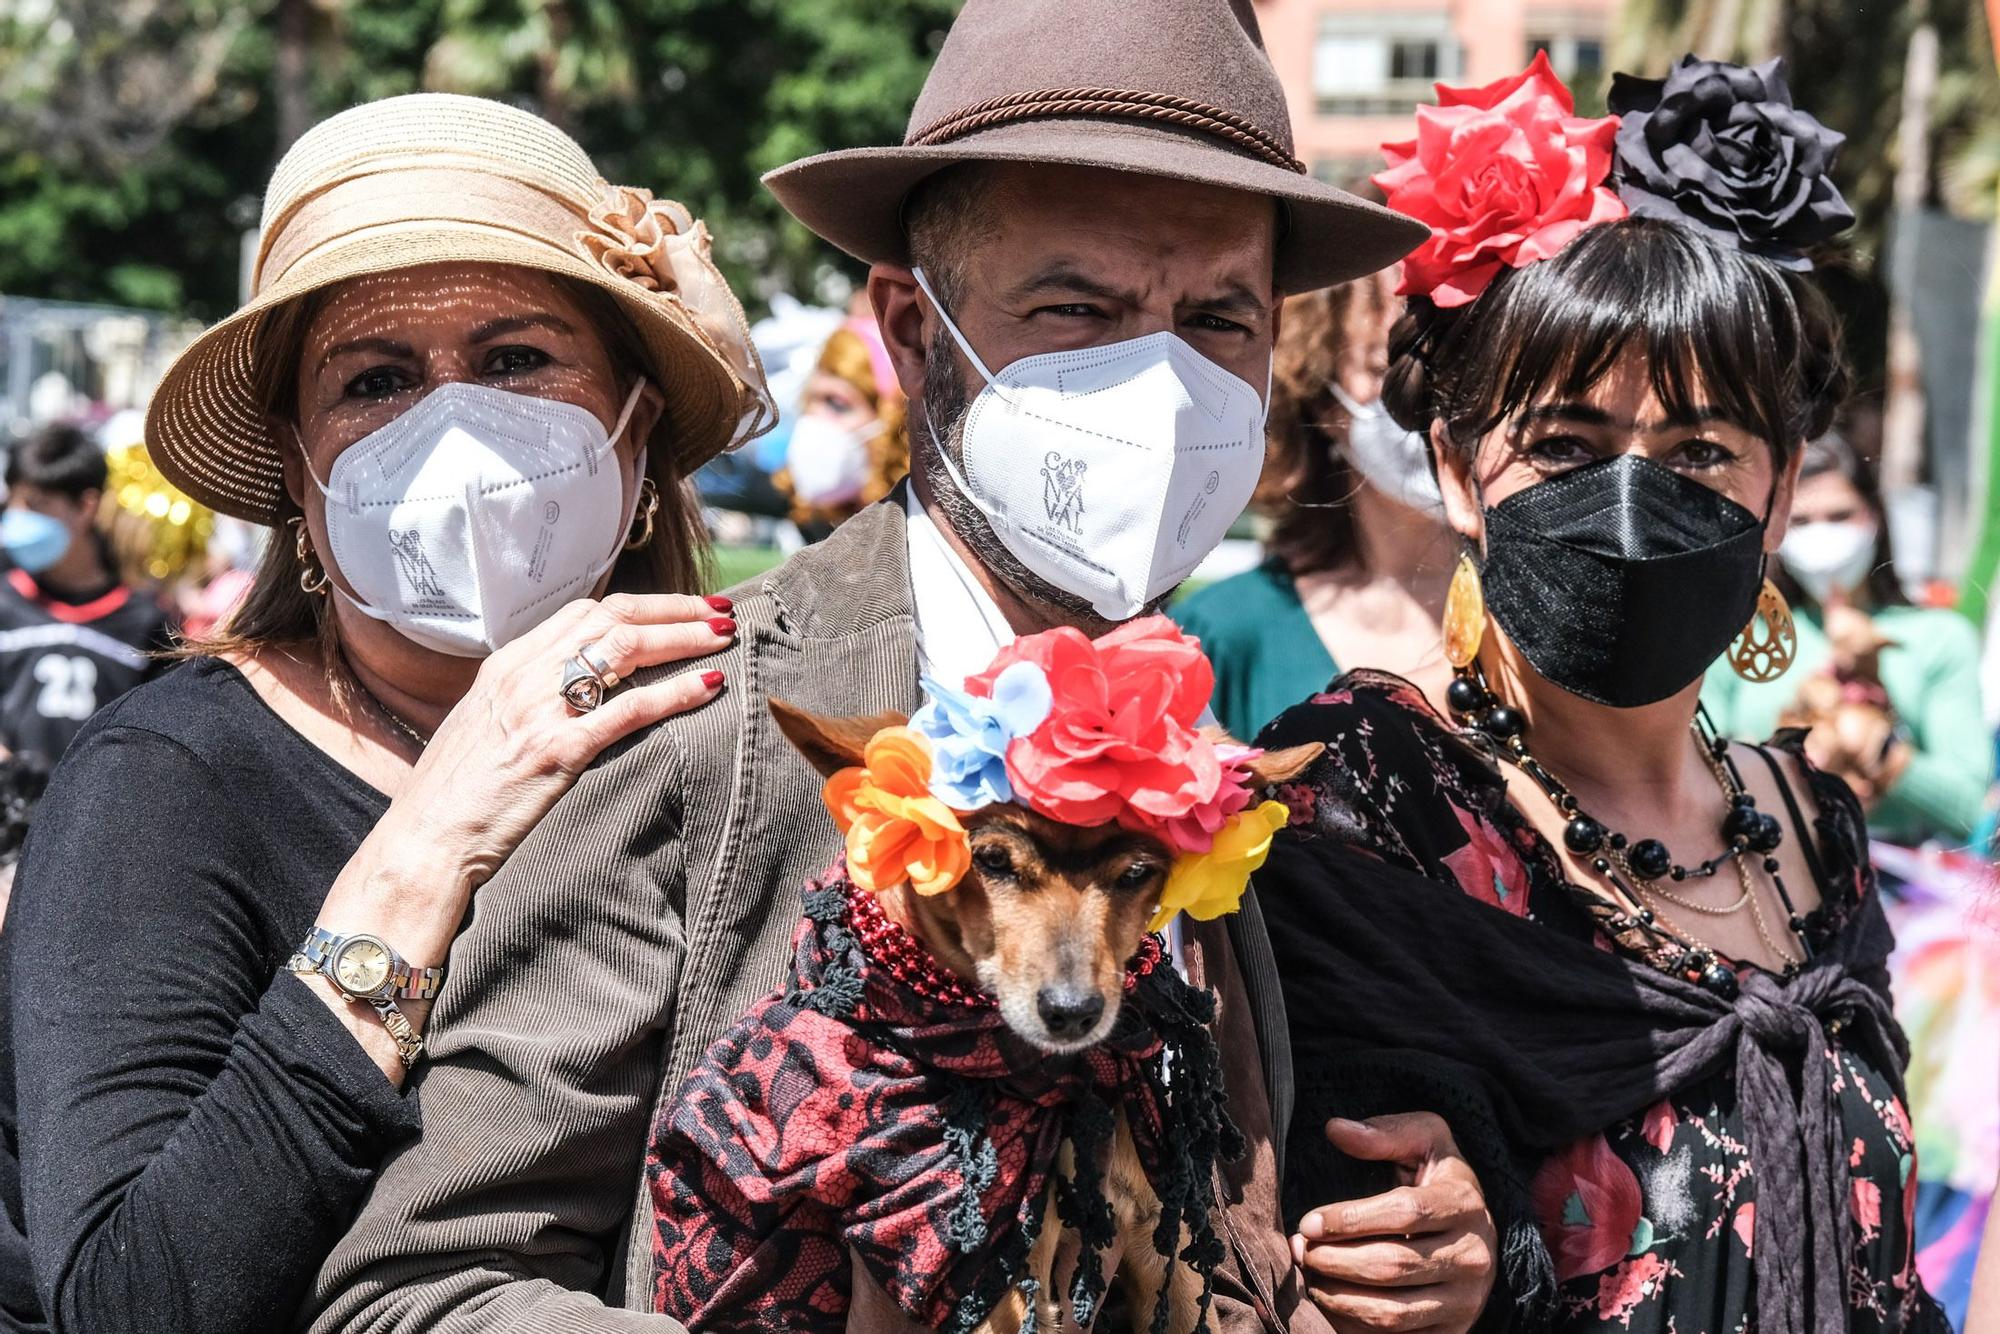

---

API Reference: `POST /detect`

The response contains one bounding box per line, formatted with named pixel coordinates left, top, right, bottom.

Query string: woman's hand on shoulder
left=304, top=590, right=734, bottom=1080
left=404, top=590, right=735, bottom=872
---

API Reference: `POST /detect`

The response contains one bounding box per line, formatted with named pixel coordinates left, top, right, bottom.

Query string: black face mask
left=1478, top=453, right=1768, bottom=709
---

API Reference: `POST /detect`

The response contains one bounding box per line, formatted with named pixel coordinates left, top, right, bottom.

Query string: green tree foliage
left=1609, top=0, right=2000, bottom=241
left=1608, top=0, right=2000, bottom=400
left=0, top=0, right=960, bottom=321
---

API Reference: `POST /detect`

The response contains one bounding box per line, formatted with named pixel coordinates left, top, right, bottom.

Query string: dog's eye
left=972, top=845, right=1016, bottom=878
left=1116, top=863, right=1160, bottom=890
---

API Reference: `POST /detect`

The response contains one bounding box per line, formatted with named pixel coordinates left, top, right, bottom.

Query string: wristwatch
left=286, top=926, right=445, bottom=1069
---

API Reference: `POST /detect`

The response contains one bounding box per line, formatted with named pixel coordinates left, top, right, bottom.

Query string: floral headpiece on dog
left=822, top=616, right=1288, bottom=931
left=1377, top=51, right=1853, bottom=307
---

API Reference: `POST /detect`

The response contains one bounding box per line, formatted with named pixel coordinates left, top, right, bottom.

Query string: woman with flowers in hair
left=1253, top=55, right=1946, bottom=1332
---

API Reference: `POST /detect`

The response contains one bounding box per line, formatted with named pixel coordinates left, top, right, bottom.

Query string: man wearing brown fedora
left=310, top=2, right=1500, bottom=1331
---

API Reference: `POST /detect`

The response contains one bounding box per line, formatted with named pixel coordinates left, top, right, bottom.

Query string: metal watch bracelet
left=295, top=925, right=445, bottom=1001
left=285, top=954, right=427, bottom=1069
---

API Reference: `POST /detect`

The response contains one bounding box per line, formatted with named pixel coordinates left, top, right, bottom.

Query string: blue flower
left=911, top=660, right=1053, bottom=810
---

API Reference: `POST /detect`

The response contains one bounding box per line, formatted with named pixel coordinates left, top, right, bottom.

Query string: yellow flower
left=822, top=727, right=970, bottom=897
left=1148, top=801, right=1289, bottom=932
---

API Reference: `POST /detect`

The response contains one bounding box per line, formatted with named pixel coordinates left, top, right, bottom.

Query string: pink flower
left=1275, top=782, right=1318, bottom=827
left=1639, top=1101, right=1678, bottom=1155
left=1732, top=1202, right=1756, bottom=1255
left=1590, top=1252, right=1673, bottom=1325
left=1375, top=51, right=1627, bottom=307
left=1532, top=1134, right=1645, bottom=1282
left=970, top=617, right=1227, bottom=846
left=1852, top=1178, right=1884, bottom=1243
left=1441, top=804, right=1532, bottom=915
left=1882, top=1094, right=1913, bottom=1146
left=1161, top=743, right=1259, bottom=853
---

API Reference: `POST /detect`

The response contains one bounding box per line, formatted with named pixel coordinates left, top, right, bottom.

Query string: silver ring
left=560, top=654, right=607, bottom=713
left=577, top=640, right=620, bottom=689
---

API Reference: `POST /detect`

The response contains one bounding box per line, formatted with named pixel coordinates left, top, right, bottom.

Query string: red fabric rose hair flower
left=1376, top=50, right=1627, bottom=307
left=966, top=615, right=1230, bottom=852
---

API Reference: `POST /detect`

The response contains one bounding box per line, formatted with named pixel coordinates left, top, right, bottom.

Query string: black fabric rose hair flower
left=1609, top=55, right=1854, bottom=269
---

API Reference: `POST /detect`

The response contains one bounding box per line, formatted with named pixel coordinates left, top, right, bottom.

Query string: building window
left=1528, top=33, right=1607, bottom=99
left=1315, top=15, right=1459, bottom=117
left=1389, top=38, right=1442, bottom=83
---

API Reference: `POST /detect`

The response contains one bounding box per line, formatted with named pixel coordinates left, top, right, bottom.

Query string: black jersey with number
left=0, top=570, right=173, bottom=763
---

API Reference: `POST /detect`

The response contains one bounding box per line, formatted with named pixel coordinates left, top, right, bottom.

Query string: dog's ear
left=769, top=698, right=911, bottom=778
left=1242, top=742, right=1323, bottom=789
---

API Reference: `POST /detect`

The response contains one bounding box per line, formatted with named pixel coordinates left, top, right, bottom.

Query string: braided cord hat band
left=763, top=0, right=1426, bottom=297
left=909, top=87, right=1307, bottom=175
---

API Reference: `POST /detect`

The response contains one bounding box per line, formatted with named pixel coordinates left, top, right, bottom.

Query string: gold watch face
left=333, top=936, right=393, bottom=996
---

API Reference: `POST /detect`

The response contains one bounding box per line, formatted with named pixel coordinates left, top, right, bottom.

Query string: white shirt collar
left=902, top=486, right=1190, bottom=968
left=905, top=485, right=1015, bottom=688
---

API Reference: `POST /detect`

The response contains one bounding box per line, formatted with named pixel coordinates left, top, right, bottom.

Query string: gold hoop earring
left=624, top=477, right=660, bottom=552
left=1442, top=552, right=1486, bottom=669
left=1729, top=579, right=1796, bottom=682
left=290, top=516, right=330, bottom=597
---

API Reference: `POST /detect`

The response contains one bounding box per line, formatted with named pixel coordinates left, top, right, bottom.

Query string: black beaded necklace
left=1445, top=664, right=1813, bottom=999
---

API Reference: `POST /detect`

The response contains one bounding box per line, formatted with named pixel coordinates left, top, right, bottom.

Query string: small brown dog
left=1777, top=602, right=1904, bottom=804
left=771, top=697, right=1321, bottom=1332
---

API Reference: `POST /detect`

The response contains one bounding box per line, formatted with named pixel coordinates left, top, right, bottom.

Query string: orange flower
left=823, top=728, right=970, bottom=896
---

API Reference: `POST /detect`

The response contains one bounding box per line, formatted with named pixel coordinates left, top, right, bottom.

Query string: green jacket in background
left=1174, top=560, right=1337, bottom=742
left=1701, top=602, right=1990, bottom=846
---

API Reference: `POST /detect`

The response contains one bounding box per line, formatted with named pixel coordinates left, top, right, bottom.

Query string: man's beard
left=913, top=326, right=1113, bottom=628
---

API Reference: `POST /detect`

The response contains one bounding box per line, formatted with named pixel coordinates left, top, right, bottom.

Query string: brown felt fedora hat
left=149, top=94, right=774, bottom=524
left=764, top=0, right=1426, bottom=292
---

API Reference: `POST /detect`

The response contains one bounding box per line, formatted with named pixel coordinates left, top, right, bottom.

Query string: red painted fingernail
left=701, top=670, right=724, bottom=689
left=705, top=594, right=733, bottom=612
left=707, top=617, right=736, bottom=636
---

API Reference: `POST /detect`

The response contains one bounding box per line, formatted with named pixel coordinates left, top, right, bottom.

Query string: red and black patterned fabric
left=645, top=865, right=1238, bottom=1332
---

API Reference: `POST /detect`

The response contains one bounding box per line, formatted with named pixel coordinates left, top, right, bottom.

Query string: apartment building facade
left=1254, top=0, right=1620, bottom=186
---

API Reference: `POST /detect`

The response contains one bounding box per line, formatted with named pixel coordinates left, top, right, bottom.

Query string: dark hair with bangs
left=1382, top=217, right=1848, bottom=470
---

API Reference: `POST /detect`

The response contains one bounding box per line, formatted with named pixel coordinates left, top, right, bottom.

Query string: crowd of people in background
left=0, top=1, right=1996, bottom=1330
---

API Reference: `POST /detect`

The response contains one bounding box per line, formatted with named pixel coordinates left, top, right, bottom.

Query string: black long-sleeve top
left=3, top=657, right=418, bottom=1332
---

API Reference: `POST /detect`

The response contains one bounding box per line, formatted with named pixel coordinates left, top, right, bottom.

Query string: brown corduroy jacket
left=305, top=494, right=1325, bottom=1333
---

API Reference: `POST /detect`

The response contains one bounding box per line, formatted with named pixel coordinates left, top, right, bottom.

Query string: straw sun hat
left=148, top=93, right=775, bottom=524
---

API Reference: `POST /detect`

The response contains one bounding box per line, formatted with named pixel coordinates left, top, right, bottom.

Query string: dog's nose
left=1036, top=986, right=1106, bottom=1039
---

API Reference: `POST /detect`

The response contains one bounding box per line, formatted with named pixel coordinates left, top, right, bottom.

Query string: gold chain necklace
left=1448, top=663, right=1813, bottom=997
left=339, top=656, right=431, bottom=751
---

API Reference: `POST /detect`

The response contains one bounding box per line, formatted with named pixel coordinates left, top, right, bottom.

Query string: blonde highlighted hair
left=777, top=325, right=910, bottom=528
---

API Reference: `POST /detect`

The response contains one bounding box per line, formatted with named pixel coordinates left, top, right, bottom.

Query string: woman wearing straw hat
left=0, top=93, right=770, bottom=1334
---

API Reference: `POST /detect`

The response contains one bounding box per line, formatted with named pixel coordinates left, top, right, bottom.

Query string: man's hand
left=1290, top=1113, right=1497, bottom=1333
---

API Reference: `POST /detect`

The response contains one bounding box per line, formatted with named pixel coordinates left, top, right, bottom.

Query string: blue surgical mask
left=0, top=508, right=71, bottom=574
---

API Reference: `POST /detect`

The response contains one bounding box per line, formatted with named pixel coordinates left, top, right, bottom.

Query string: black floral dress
left=1258, top=671, right=1936, bottom=1333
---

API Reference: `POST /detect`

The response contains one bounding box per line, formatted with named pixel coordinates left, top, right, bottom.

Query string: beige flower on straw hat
left=147, top=93, right=775, bottom=524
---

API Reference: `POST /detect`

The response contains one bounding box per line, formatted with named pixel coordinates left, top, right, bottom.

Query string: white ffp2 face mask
left=785, top=413, right=881, bottom=506
left=313, top=380, right=645, bottom=657
left=913, top=267, right=1269, bottom=621
left=1328, top=382, right=1442, bottom=514
left=1779, top=519, right=1878, bottom=603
